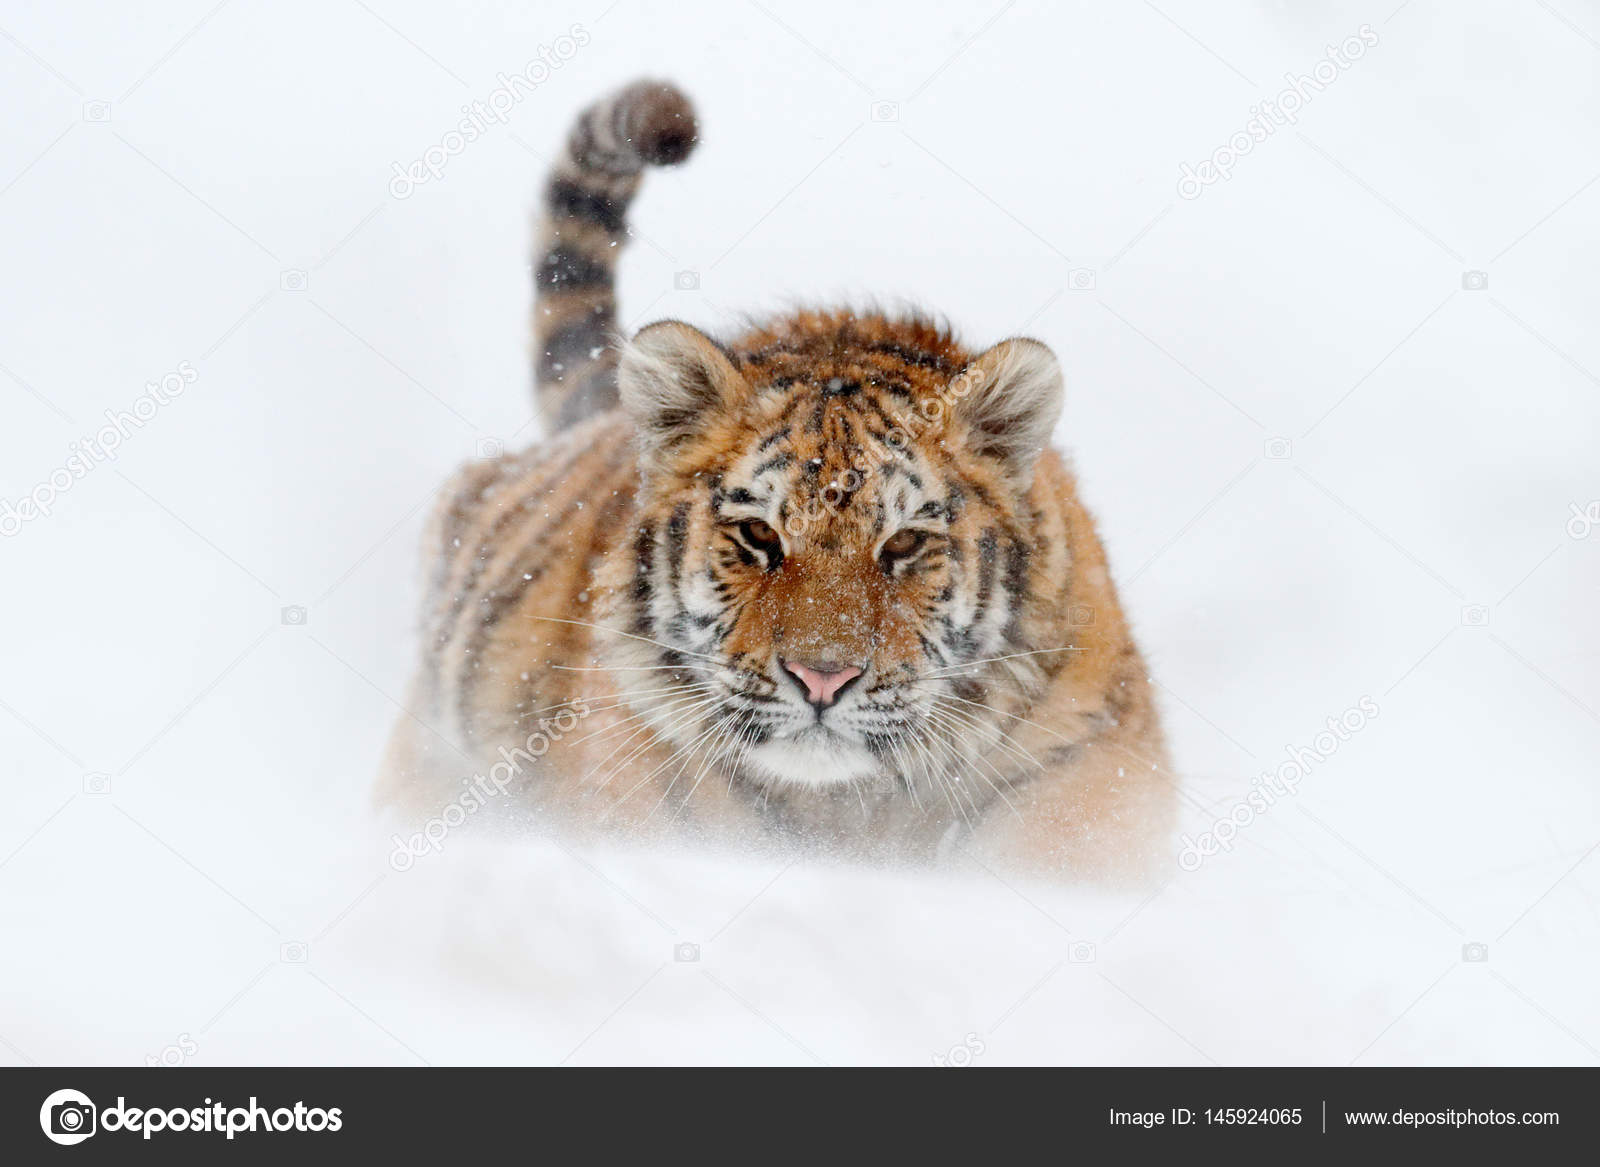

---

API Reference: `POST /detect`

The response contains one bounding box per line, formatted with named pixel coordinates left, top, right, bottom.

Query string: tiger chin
left=376, top=79, right=1176, bottom=884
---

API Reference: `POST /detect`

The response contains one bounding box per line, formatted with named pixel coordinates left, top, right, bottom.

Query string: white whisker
left=920, top=645, right=1086, bottom=679
left=529, top=615, right=726, bottom=664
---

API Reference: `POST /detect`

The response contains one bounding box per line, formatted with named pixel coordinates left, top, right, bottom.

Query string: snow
left=1, top=0, right=1597, bottom=1065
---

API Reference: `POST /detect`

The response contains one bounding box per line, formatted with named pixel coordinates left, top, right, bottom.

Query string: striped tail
left=533, top=79, right=698, bottom=432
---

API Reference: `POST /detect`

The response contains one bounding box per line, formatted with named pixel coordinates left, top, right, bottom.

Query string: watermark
left=40, top=1089, right=341, bottom=1143
left=1, top=361, right=197, bottom=537
left=388, top=702, right=590, bottom=869
left=931, top=1032, right=986, bottom=1067
left=145, top=1032, right=199, bottom=1068
left=779, top=360, right=995, bottom=539
left=1177, top=696, right=1380, bottom=870
left=1567, top=501, right=1599, bottom=539
left=1177, top=25, right=1380, bottom=199
left=388, top=25, right=590, bottom=199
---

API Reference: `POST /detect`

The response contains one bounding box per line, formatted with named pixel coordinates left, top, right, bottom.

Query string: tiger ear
left=951, top=337, right=1064, bottom=484
left=619, top=321, right=746, bottom=464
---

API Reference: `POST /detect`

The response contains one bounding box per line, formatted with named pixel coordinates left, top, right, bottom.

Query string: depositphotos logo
left=39, top=1088, right=343, bottom=1143
left=40, top=1089, right=96, bottom=1146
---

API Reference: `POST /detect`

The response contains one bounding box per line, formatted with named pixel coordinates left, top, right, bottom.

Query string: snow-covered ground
left=1, top=0, right=1597, bottom=1065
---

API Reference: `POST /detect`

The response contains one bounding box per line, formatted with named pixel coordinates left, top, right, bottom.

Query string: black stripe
left=546, top=177, right=628, bottom=232
left=865, top=341, right=959, bottom=373
left=751, top=453, right=792, bottom=476
left=973, top=528, right=999, bottom=626
left=431, top=440, right=589, bottom=663
left=1001, top=535, right=1030, bottom=609
left=631, top=519, right=656, bottom=634
left=666, top=502, right=691, bottom=591
left=456, top=443, right=633, bottom=729
left=572, top=107, right=641, bottom=173
left=536, top=245, right=612, bottom=289
left=539, top=316, right=614, bottom=385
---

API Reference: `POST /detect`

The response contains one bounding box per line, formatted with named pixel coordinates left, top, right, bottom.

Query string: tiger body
left=377, top=82, right=1174, bottom=880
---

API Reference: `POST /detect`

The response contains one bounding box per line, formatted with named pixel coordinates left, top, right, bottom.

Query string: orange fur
left=377, top=85, right=1174, bottom=884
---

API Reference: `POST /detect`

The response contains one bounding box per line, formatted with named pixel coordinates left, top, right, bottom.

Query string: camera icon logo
left=673, top=942, right=700, bottom=963
left=674, top=270, right=700, bottom=291
left=1264, top=437, right=1293, bottom=461
left=1067, top=267, right=1097, bottom=292
left=1461, top=270, right=1489, bottom=291
left=83, top=772, right=111, bottom=795
left=1461, top=942, right=1489, bottom=963
left=870, top=101, right=900, bottom=122
left=475, top=437, right=504, bottom=460
left=280, top=269, right=308, bottom=292
left=1460, top=604, right=1490, bottom=627
left=82, top=101, right=111, bottom=123
left=1067, top=604, right=1096, bottom=628
left=40, top=1089, right=97, bottom=1145
left=1068, top=941, right=1097, bottom=963
left=280, top=941, right=308, bottom=963
left=281, top=605, right=308, bottom=626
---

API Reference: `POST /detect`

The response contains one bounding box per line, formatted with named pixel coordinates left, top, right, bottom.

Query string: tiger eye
left=744, top=519, right=779, bottom=545
left=882, top=529, right=922, bottom=557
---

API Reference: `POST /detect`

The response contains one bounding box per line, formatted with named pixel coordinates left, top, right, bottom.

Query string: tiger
left=376, top=78, right=1176, bottom=882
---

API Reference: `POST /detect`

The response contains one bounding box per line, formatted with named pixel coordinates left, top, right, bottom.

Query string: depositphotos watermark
left=932, top=1032, right=987, bottom=1067
left=39, top=1089, right=342, bottom=1145
left=1567, top=501, right=1600, bottom=539
left=145, top=1032, right=198, bottom=1068
left=1, top=360, right=197, bottom=537
left=1177, top=696, right=1379, bottom=870
left=1177, top=24, right=1379, bottom=200
left=779, top=362, right=993, bottom=539
left=388, top=702, right=590, bottom=869
left=388, top=25, right=590, bottom=199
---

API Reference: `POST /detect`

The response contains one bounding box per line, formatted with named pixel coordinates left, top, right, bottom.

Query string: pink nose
left=782, top=660, right=863, bottom=707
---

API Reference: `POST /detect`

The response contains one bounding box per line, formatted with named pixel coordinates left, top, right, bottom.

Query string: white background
left=1, top=0, right=1596, bottom=1065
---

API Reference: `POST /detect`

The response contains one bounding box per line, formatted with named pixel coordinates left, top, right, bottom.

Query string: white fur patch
left=746, top=728, right=878, bottom=789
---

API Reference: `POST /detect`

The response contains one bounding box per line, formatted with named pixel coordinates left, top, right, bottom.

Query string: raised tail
left=533, top=79, right=698, bottom=432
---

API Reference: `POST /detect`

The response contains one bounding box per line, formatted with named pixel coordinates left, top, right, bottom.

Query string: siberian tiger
left=377, top=79, right=1175, bottom=881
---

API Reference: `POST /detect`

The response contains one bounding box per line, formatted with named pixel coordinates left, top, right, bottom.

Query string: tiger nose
left=780, top=659, right=864, bottom=707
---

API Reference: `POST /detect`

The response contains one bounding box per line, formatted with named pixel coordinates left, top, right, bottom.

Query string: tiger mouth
left=742, top=721, right=880, bottom=788
left=788, top=723, right=849, bottom=746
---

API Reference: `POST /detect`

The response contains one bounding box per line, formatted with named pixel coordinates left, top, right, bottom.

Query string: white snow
left=1, top=0, right=1597, bottom=1065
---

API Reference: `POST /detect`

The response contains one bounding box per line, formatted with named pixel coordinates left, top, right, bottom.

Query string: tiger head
left=606, top=312, right=1065, bottom=792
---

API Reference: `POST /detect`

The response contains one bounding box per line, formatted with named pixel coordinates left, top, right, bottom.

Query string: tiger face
left=609, top=316, right=1065, bottom=791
